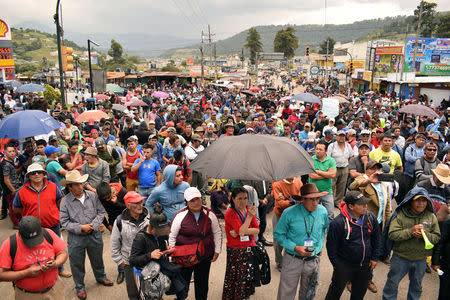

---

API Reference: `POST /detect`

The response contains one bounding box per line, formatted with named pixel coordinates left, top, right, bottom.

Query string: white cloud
left=3, top=0, right=450, bottom=40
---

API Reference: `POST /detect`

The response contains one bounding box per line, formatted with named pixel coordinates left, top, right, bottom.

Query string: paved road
left=0, top=204, right=439, bottom=300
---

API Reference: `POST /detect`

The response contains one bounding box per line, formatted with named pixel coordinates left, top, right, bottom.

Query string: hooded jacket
left=327, top=202, right=381, bottom=267
left=145, top=164, right=189, bottom=223
left=382, top=187, right=440, bottom=261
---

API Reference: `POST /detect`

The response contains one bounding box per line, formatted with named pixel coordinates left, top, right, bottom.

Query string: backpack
left=9, top=229, right=53, bottom=270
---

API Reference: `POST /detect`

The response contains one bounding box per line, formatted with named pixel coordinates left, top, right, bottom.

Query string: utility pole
left=325, top=38, right=329, bottom=88
left=412, top=0, right=424, bottom=72
left=213, top=43, right=217, bottom=79
left=241, top=48, right=245, bottom=68
left=200, top=30, right=204, bottom=84
left=208, top=25, right=215, bottom=80
left=54, top=0, right=66, bottom=106
left=400, top=24, right=409, bottom=81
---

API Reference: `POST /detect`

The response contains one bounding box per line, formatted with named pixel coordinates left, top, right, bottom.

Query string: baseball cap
left=32, top=155, right=46, bottom=165
left=44, top=145, right=60, bottom=156
left=337, top=130, right=346, bottom=136
left=206, top=123, right=215, bottom=129
left=19, top=216, right=44, bottom=248
left=361, top=129, right=371, bottom=135
left=95, top=138, right=106, bottom=148
left=191, top=134, right=202, bottom=142
left=358, top=142, right=371, bottom=149
left=184, top=187, right=202, bottom=201
left=366, top=161, right=382, bottom=170
left=344, top=191, right=371, bottom=205
left=247, top=127, right=255, bottom=132
left=324, top=129, right=335, bottom=135
left=124, top=191, right=145, bottom=205
left=195, top=126, right=205, bottom=132
left=149, top=120, right=155, bottom=125
left=166, top=127, right=176, bottom=133
left=266, top=118, right=274, bottom=123
left=84, top=146, right=98, bottom=156
left=127, top=135, right=138, bottom=142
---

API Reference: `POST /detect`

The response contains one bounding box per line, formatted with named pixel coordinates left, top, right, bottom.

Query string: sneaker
left=367, top=281, right=377, bottom=293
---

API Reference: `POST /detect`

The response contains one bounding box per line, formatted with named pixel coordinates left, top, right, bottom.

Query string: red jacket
left=15, top=179, right=62, bottom=228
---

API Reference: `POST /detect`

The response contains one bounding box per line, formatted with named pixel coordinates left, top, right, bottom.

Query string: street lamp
left=87, top=39, right=99, bottom=98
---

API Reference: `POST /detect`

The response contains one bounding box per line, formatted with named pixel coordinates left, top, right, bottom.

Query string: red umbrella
left=249, top=86, right=261, bottom=92
left=76, top=110, right=109, bottom=122
left=94, top=94, right=109, bottom=100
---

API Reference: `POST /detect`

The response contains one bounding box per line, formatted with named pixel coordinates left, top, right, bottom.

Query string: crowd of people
left=0, top=76, right=449, bottom=300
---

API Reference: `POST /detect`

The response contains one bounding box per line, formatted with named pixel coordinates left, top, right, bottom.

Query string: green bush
left=43, top=84, right=61, bottom=106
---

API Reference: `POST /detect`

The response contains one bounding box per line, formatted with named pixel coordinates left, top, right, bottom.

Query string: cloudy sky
left=3, top=0, right=450, bottom=41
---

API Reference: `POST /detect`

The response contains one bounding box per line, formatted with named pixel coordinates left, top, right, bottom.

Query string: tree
left=273, top=26, right=299, bottom=59
left=414, top=1, right=438, bottom=37
left=160, top=60, right=180, bottom=72
left=435, top=12, right=450, bottom=38
left=108, top=39, right=124, bottom=62
left=43, top=84, right=61, bottom=105
left=319, top=37, right=336, bottom=54
left=244, top=28, right=263, bottom=65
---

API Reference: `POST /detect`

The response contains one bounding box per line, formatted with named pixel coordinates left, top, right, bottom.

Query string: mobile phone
left=378, top=174, right=394, bottom=182
left=306, top=247, right=315, bottom=253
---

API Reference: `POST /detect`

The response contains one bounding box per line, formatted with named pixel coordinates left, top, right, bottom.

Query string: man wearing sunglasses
left=12, top=163, right=72, bottom=278
left=415, top=142, right=441, bottom=183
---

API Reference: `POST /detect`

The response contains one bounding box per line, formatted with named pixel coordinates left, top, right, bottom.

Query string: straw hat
left=61, top=170, right=89, bottom=187
left=431, top=164, right=450, bottom=184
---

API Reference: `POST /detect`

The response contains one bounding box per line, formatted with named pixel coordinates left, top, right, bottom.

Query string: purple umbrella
left=399, top=104, right=438, bottom=118
left=152, top=91, right=169, bottom=99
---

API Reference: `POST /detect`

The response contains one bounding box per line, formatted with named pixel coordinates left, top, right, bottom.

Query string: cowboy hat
left=61, top=170, right=89, bottom=186
left=431, top=164, right=450, bottom=184
left=300, top=183, right=328, bottom=198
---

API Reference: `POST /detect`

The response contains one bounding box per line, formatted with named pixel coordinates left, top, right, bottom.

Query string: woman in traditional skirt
left=222, top=187, right=260, bottom=300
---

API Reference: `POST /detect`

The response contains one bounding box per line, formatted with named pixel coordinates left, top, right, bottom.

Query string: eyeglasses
left=426, top=148, right=437, bottom=152
left=29, top=171, right=45, bottom=176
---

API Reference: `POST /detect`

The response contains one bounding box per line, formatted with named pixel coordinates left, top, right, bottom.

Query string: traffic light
left=61, top=46, right=74, bottom=72
left=305, top=46, right=310, bottom=56
left=349, top=61, right=353, bottom=74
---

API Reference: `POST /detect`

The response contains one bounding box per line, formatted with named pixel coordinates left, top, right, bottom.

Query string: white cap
left=184, top=187, right=202, bottom=201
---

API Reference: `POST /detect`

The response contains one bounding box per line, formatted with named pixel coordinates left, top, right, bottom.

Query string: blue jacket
left=154, top=142, right=164, bottom=168
left=404, top=144, right=424, bottom=177
left=145, top=164, right=189, bottom=223
left=327, top=202, right=381, bottom=267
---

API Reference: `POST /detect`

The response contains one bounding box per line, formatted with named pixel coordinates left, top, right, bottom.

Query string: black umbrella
left=241, top=90, right=257, bottom=96
left=189, top=135, right=315, bottom=181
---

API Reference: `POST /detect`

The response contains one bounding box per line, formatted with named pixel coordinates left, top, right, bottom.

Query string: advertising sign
left=186, top=58, right=194, bottom=66
left=0, top=19, right=14, bottom=80
left=310, top=65, right=319, bottom=75
left=404, top=37, right=450, bottom=76
left=375, top=46, right=403, bottom=55
left=373, top=50, right=402, bottom=77
left=345, top=60, right=365, bottom=69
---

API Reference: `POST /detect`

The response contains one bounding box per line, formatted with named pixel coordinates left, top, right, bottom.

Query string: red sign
left=375, top=46, right=403, bottom=55
left=186, top=58, right=194, bottom=66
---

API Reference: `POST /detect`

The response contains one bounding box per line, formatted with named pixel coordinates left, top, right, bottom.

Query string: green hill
left=162, top=15, right=414, bottom=58
left=11, top=28, right=86, bottom=74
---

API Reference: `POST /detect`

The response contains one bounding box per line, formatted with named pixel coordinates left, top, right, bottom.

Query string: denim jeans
left=320, top=194, right=335, bottom=222
left=139, top=186, right=154, bottom=198
left=382, top=253, right=427, bottom=300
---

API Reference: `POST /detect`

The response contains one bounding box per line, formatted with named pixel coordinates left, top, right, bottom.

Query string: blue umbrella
left=293, top=92, right=321, bottom=104
left=0, top=110, right=60, bottom=139
left=4, top=80, right=22, bottom=90
left=16, top=83, right=46, bottom=93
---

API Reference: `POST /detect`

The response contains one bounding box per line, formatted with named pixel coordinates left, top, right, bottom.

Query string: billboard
left=92, top=69, right=106, bottom=93
left=0, top=19, right=15, bottom=80
left=404, top=37, right=450, bottom=76
left=372, top=46, right=403, bottom=77
left=186, top=58, right=194, bottom=66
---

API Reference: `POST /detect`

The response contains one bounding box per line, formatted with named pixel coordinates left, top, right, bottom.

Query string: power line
left=191, top=0, right=209, bottom=25
left=184, top=0, right=208, bottom=27
left=171, top=0, right=201, bottom=32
